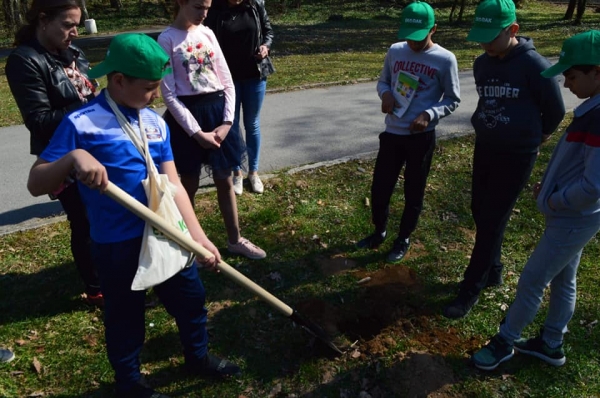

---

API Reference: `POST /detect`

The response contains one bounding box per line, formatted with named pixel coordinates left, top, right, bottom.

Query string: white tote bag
left=106, top=93, right=195, bottom=291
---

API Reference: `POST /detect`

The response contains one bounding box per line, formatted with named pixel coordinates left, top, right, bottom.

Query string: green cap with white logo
left=541, top=30, right=600, bottom=77
left=88, top=33, right=171, bottom=81
left=466, top=0, right=516, bottom=43
left=397, top=1, right=436, bottom=41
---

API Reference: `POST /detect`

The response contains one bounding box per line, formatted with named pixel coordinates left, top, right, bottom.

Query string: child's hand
left=192, top=131, right=221, bottom=150
left=533, top=182, right=542, bottom=199
left=71, top=149, right=108, bottom=191
left=409, top=112, right=431, bottom=133
left=213, top=124, right=232, bottom=144
left=381, top=91, right=396, bottom=114
left=195, top=238, right=222, bottom=272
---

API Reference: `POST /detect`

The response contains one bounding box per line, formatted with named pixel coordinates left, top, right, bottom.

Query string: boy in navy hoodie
left=443, top=0, right=565, bottom=319
left=472, top=30, right=600, bottom=370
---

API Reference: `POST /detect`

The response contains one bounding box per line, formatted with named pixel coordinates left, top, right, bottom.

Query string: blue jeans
left=91, top=237, right=209, bottom=393
left=232, top=78, right=267, bottom=173
left=499, top=221, right=600, bottom=347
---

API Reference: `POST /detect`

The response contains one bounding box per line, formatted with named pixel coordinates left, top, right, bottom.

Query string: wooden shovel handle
left=104, top=181, right=294, bottom=317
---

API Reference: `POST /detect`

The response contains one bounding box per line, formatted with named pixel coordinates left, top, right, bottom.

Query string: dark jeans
left=461, top=144, right=537, bottom=296
left=91, top=237, right=209, bottom=393
left=56, top=183, right=100, bottom=295
left=371, top=131, right=436, bottom=239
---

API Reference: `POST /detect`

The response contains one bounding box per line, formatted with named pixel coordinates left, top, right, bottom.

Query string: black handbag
left=258, top=56, right=275, bottom=79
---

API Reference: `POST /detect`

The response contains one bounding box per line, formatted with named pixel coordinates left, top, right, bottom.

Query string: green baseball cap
left=88, top=33, right=171, bottom=81
left=397, top=1, right=436, bottom=41
left=466, top=0, right=516, bottom=43
left=541, top=30, right=600, bottom=77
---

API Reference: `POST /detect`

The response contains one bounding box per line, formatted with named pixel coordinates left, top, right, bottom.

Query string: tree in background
left=564, top=0, right=587, bottom=24
left=2, top=0, right=27, bottom=37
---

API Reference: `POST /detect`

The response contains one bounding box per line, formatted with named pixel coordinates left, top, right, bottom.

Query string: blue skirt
left=164, top=91, right=246, bottom=178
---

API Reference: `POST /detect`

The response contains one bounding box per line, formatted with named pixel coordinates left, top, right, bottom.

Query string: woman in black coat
left=205, top=0, right=274, bottom=194
left=5, top=0, right=102, bottom=306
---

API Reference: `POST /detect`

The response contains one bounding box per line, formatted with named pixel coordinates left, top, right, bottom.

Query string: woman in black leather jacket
left=5, top=0, right=102, bottom=306
left=205, top=0, right=274, bottom=195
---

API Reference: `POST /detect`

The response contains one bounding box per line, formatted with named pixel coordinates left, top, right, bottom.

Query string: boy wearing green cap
left=27, top=33, right=240, bottom=398
left=443, top=0, right=566, bottom=319
left=471, top=30, right=600, bottom=371
left=357, top=1, right=460, bottom=262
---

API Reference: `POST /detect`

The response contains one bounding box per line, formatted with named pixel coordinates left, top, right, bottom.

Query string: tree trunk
left=80, top=0, right=89, bottom=21
left=3, top=0, right=25, bottom=34
left=574, top=0, right=587, bottom=24
left=564, top=0, right=576, bottom=19
left=110, top=0, right=123, bottom=10
left=457, top=0, right=467, bottom=22
left=449, top=0, right=458, bottom=22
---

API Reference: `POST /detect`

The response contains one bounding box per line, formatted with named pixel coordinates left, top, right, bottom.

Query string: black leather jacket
left=5, top=40, right=92, bottom=155
left=205, top=0, right=274, bottom=53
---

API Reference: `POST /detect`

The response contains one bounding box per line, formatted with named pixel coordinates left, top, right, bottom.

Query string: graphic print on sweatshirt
left=393, top=60, right=438, bottom=98
left=476, top=78, right=521, bottom=129
left=177, top=41, right=218, bottom=91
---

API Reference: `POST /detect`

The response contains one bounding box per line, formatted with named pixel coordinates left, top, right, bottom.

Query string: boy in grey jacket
left=472, top=30, right=600, bottom=371
left=357, top=1, right=460, bottom=262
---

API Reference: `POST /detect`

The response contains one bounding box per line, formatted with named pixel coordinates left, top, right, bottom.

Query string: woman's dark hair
left=564, top=65, right=597, bottom=75
left=14, top=0, right=80, bottom=46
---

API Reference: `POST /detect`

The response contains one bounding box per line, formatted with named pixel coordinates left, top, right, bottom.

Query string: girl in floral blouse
left=158, top=0, right=266, bottom=260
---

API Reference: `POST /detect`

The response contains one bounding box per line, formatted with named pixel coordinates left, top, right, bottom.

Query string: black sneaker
left=471, top=334, right=514, bottom=371
left=514, top=332, right=566, bottom=366
left=442, top=292, right=479, bottom=319
left=486, top=268, right=504, bottom=288
left=356, top=231, right=387, bottom=249
left=187, top=353, right=242, bottom=379
left=116, top=380, right=170, bottom=398
left=386, top=237, right=410, bottom=263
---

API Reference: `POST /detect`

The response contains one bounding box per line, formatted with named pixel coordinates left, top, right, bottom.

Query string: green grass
left=2, top=114, right=600, bottom=397
left=1, top=0, right=600, bottom=126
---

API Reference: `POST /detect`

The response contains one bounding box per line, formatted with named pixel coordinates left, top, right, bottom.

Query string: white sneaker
left=249, top=174, right=264, bottom=194
left=0, top=348, right=15, bottom=363
left=232, top=175, right=243, bottom=195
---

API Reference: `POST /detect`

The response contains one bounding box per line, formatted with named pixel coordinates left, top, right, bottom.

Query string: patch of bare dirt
left=317, top=254, right=358, bottom=277
left=295, top=265, right=486, bottom=397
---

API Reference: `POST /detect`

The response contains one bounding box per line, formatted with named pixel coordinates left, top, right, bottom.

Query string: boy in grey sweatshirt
left=472, top=30, right=600, bottom=371
left=357, top=1, right=460, bottom=263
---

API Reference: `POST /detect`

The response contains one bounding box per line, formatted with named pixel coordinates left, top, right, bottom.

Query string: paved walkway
left=0, top=31, right=582, bottom=235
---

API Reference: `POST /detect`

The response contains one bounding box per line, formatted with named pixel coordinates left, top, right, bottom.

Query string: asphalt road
left=0, top=73, right=581, bottom=235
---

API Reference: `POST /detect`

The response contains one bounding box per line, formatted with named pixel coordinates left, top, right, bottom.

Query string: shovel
left=104, top=181, right=344, bottom=355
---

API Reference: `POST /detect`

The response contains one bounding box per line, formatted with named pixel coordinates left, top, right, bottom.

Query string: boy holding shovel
left=27, top=33, right=240, bottom=398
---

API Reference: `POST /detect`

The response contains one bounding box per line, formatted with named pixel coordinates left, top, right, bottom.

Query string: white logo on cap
left=405, top=18, right=423, bottom=23
left=475, top=17, right=493, bottom=23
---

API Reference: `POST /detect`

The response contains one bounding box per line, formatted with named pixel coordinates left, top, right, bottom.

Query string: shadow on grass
left=0, top=260, right=94, bottom=325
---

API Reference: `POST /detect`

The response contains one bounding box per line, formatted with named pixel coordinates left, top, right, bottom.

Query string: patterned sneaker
left=228, top=238, right=267, bottom=260
left=514, top=333, right=566, bottom=366
left=0, top=348, right=15, bottom=363
left=472, top=334, right=514, bottom=371
left=249, top=174, right=264, bottom=194
left=233, top=175, right=243, bottom=196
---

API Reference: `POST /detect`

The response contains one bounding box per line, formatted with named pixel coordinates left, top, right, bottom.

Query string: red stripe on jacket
left=566, top=131, right=600, bottom=147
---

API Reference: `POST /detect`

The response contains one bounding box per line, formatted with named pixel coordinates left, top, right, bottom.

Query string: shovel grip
left=104, top=181, right=294, bottom=317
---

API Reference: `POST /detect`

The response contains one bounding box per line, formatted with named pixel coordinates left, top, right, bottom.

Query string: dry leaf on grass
left=32, top=357, right=42, bottom=374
